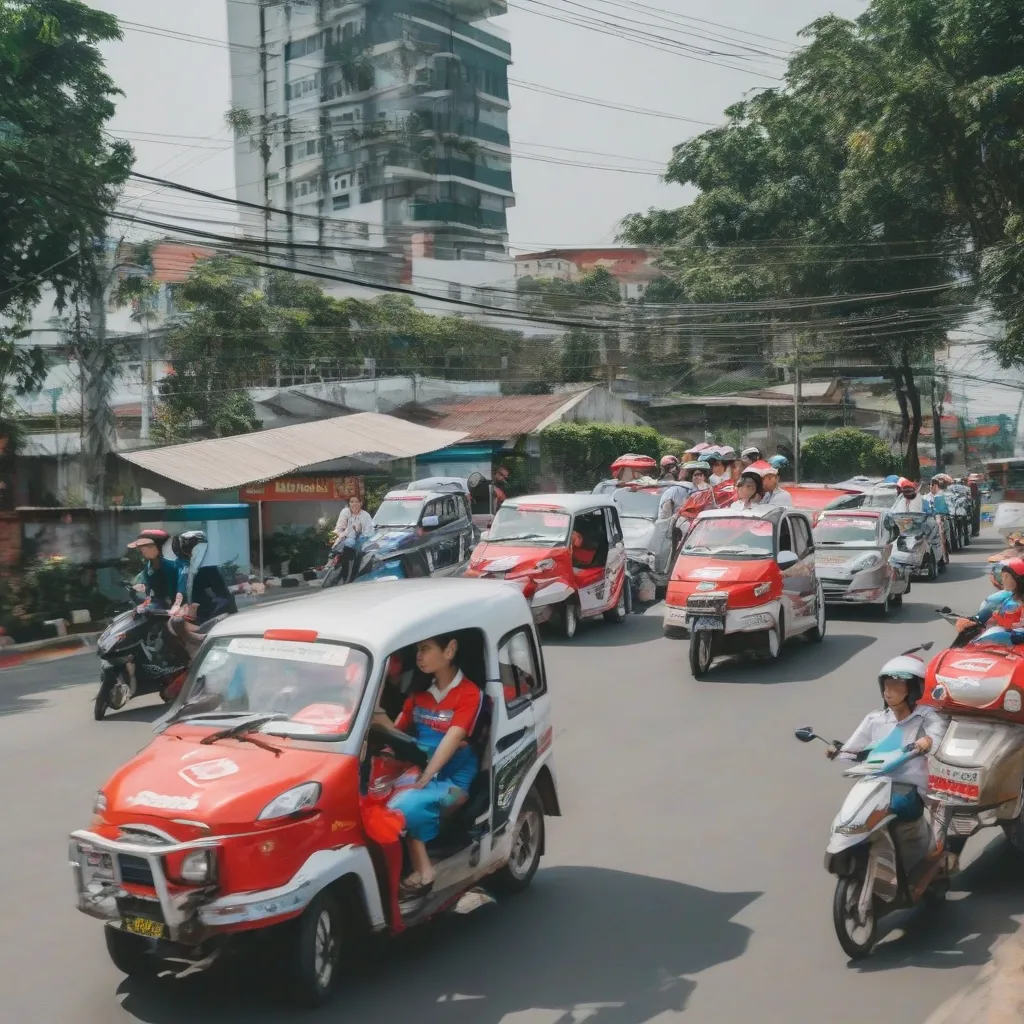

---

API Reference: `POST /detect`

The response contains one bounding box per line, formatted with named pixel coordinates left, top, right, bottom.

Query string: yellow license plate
left=122, top=915, right=168, bottom=940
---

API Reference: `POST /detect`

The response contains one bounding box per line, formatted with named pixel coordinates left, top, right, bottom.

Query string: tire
left=1001, top=816, right=1024, bottom=854
left=322, top=560, right=345, bottom=589
left=809, top=587, right=826, bottom=641
left=94, top=666, right=127, bottom=721
left=490, top=789, right=544, bottom=894
left=832, top=874, right=877, bottom=960
left=104, top=926, right=162, bottom=979
left=926, top=553, right=938, bottom=582
left=892, top=589, right=903, bottom=607
left=561, top=599, right=579, bottom=640
left=768, top=612, right=786, bottom=658
left=688, top=629, right=714, bottom=677
left=604, top=580, right=628, bottom=624
left=283, top=890, right=343, bottom=1008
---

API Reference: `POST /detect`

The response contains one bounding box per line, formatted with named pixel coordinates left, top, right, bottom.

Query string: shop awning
left=118, top=413, right=468, bottom=492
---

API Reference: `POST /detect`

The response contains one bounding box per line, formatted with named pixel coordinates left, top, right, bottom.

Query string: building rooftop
left=420, top=390, right=594, bottom=442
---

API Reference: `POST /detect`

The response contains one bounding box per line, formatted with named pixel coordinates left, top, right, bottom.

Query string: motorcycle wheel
left=688, top=630, right=713, bottom=677
left=322, top=561, right=346, bottom=589
left=832, top=874, right=877, bottom=960
left=925, top=553, right=938, bottom=581
left=94, top=666, right=129, bottom=721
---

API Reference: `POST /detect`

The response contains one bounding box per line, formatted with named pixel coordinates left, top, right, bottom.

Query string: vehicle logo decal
left=696, top=582, right=716, bottom=591
left=949, top=657, right=998, bottom=673
left=689, top=566, right=728, bottom=580
left=125, top=791, right=200, bottom=811
left=931, top=685, right=946, bottom=700
left=178, top=758, right=239, bottom=786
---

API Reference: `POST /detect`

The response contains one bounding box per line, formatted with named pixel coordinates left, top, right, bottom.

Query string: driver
left=956, top=558, right=1024, bottom=638
left=891, top=478, right=924, bottom=513
left=827, top=654, right=948, bottom=821
left=381, top=633, right=483, bottom=903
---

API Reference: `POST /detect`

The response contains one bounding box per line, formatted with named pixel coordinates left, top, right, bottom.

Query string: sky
left=91, top=0, right=866, bottom=252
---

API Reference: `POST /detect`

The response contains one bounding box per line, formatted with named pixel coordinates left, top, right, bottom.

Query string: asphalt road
left=1, top=533, right=1020, bottom=1023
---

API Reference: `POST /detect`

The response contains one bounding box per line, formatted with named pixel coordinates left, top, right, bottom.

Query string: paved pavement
left=1, top=533, right=1020, bottom=1023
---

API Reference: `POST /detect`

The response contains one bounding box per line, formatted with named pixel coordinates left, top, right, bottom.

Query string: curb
left=0, top=632, right=99, bottom=671
left=924, top=932, right=1024, bottom=1024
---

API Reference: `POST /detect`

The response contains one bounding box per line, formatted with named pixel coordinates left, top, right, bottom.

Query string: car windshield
left=488, top=505, right=571, bottom=545
left=374, top=496, right=425, bottom=527
left=168, top=636, right=372, bottom=741
left=680, top=517, right=775, bottom=558
left=612, top=488, right=663, bottom=519
left=814, top=516, right=879, bottom=545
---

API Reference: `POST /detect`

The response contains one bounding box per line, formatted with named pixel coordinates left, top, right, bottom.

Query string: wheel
left=322, top=561, right=345, bottom=589
left=283, top=890, right=343, bottom=1008
left=688, top=629, right=714, bottom=676
left=939, top=552, right=948, bottom=573
left=925, top=553, right=938, bottom=581
left=892, top=588, right=903, bottom=607
left=604, top=580, right=628, bottom=623
left=1001, top=817, right=1024, bottom=854
left=561, top=599, right=579, bottom=639
left=832, top=875, right=877, bottom=960
left=104, top=926, right=162, bottom=978
left=490, top=790, right=544, bottom=894
left=768, top=613, right=786, bottom=658
left=809, top=587, right=826, bottom=641
left=94, top=667, right=129, bottom=721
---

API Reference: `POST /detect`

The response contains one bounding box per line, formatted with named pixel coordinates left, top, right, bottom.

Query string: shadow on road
left=852, top=836, right=1024, bottom=973
left=0, top=653, right=95, bottom=718
left=710, top=632, right=877, bottom=685
left=544, top=613, right=667, bottom=648
left=115, top=866, right=759, bottom=1024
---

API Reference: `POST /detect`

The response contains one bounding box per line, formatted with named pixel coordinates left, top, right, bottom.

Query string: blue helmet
left=884, top=474, right=900, bottom=484
left=768, top=455, right=788, bottom=470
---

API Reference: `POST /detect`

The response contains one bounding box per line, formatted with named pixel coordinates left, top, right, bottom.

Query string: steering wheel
left=368, top=721, right=428, bottom=769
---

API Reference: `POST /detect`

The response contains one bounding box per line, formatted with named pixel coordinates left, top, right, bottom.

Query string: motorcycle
left=627, top=555, right=658, bottom=612
left=920, top=608, right=1024, bottom=856
left=323, top=534, right=362, bottom=588
left=93, top=591, right=189, bottom=721
left=795, top=721, right=949, bottom=959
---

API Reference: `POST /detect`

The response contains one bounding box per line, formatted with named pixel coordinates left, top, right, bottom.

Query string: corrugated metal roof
left=118, top=413, right=468, bottom=491
left=423, top=392, right=585, bottom=441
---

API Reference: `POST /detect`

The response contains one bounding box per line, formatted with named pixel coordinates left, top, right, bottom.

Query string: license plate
left=121, top=915, right=168, bottom=940
left=930, top=762, right=980, bottom=786
left=689, top=616, right=724, bottom=630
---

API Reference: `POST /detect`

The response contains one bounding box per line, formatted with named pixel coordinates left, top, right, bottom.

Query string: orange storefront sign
left=239, top=476, right=365, bottom=503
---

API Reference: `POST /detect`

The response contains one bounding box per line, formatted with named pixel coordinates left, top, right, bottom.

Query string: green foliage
left=800, top=428, right=898, bottom=482
left=558, top=329, right=600, bottom=383
left=263, top=526, right=330, bottom=576
left=539, top=422, right=688, bottom=491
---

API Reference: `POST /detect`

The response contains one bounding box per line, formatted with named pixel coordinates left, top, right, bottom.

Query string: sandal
left=398, top=876, right=434, bottom=901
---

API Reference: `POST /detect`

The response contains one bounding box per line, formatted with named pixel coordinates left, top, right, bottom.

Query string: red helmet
left=1004, top=558, right=1024, bottom=589
left=897, top=477, right=916, bottom=492
left=610, top=453, right=657, bottom=474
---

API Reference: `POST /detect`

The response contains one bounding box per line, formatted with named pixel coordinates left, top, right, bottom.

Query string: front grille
left=118, top=854, right=155, bottom=887
left=686, top=594, right=727, bottom=613
left=820, top=578, right=851, bottom=595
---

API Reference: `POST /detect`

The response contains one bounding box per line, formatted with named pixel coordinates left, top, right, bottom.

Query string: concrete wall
left=562, top=388, right=649, bottom=428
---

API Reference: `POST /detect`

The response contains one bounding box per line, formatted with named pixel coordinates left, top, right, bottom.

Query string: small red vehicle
left=787, top=484, right=860, bottom=526
left=663, top=505, right=826, bottom=675
left=69, top=579, right=561, bottom=1006
left=466, top=493, right=628, bottom=639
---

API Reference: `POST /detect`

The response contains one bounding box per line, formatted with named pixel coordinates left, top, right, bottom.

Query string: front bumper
left=663, top=600, right=780, bottom=635
left=70, top=829, right=312, bottom=944
left=818, top=569, right=888, bottom=604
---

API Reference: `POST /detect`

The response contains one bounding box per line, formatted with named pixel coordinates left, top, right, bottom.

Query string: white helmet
left=878, top=654, right=926, bottom=708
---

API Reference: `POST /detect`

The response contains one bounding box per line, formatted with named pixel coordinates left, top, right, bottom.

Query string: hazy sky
left=91, top=0, right=865, bottom=253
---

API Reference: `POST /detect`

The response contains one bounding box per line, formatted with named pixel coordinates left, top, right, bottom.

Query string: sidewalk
left=925, top=932, right=1024, bottom=1023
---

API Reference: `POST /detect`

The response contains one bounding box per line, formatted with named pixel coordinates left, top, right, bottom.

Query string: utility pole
left=793, top=338, right=801, bottom=484
left=140, top=316, right=152, bottom=441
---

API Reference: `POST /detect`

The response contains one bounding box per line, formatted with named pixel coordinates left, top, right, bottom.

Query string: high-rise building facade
left=227, top=0, right=514, bottom=266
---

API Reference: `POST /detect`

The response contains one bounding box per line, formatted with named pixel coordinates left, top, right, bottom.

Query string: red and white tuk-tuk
left=465, top=493, right=628, bottom=638
left=663, top=505, right=826, bottom=676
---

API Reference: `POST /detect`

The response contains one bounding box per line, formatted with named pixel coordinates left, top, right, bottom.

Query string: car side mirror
left=882, top=514, right=895, bottom=531
left=795, top=726, right=815, bottom=743
left=421, top=515, right=440, bottom=528
left=777, top=550, right=799, bottom=571
left=478, top=530, right=489, bottom=542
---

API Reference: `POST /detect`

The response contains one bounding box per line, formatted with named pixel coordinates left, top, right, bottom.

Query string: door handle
left=496, top=727, right=527, bottom=752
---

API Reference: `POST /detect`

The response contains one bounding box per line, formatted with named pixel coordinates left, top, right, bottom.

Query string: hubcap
left=699, top=632, right=712, bottom=669
left=109, top=681, right=131, bottom=710
left=565, top=605, right=577, bottom=637
left=313, top=910, right=336, bottom=989
left=509, top=808, right=541, bottom=880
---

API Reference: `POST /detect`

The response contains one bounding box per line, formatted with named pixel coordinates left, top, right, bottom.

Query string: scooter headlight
left=849, top=553, right=883, bottom=572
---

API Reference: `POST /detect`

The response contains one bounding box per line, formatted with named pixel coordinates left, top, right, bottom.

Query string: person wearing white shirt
left=659, top=482, right=692, bottom=520
left=890, top=479, right=924, bottom=513
left=333, top=495, right=375, bottom=581
left=759, top=466, right=793, bottom=506
left=729, top=470, right=764, bottom=509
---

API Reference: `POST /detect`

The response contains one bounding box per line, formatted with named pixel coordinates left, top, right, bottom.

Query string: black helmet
left=172, top=530, right=207, bottom=561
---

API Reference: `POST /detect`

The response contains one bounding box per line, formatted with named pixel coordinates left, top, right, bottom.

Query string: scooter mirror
left=794, top=726, right=816, bottom=743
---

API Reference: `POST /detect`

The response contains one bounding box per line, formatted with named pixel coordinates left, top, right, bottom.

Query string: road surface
left=1, top=534, right=1019, bottom=1023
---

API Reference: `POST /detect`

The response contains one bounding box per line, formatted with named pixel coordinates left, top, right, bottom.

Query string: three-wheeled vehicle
left=813, top=509, right=909, bottom=613
left=69, top=579, right=561, bottom=1006
left=663, top=506, right=826, bottom=676
left=465, top=493, right=628, bottom=639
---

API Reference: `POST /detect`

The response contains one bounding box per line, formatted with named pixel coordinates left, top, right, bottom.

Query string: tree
left=0, top=1, right=131, bottom=324
left=801, top=427, right=898, bottom=481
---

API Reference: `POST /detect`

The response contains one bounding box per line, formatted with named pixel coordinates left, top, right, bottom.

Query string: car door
left=604, top=505, right=627, bottom=607
left=418, top=498, right=444, bottom=573
left=777, top=514, right=812, bottom=633
left=789, top=513, right=818, bottom=630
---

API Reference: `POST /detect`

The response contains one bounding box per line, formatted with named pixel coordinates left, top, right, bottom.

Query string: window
left=791, top=516, right=813, bottom=558
left=498, top=628, right=543, bottom=710
left=778, top=517, right=793, bottom=555
left=421, top=498, right=443, bottom=524
left=333, top=194, right=350, bottom=210
left=605, top=507, right=623, bottom=545
left=306, top=139, right=317, bottom=156
left=440, top=496, right=461, bottom=525
left=573, top=510, right=609, bottom=568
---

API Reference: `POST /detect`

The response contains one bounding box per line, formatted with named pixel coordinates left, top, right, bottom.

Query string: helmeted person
left=610, top=453, right=658, bottom=485
left=169, top=531, right=237, bottom=659
left=890, top=478, right=924, bottom=513
left=657, top=456, right=692, bottom=521
left=826, top=654, right=948, bottom=820
left=740, top=446, right=761, bottom=468
left=926, top=476, right=950, bottom=515
left=768, top=454, right=788, bottom=477
left=955, top=557, right=1024, bottom=641
left=127, top=529, right=187, bottom=611
left=658, top=454, right=681, bottom=482
left=717, top=446, right=742, bottom=483
left=680, top=460, right=712, bottom=490
left=754, top=460, right=793, bottom=507
left=730, top=467, right=764, bottom=510
left=704, top=448, right=727, bottom=486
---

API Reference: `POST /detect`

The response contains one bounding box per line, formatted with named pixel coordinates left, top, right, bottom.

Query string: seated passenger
left=957, top=559, right=1024, bottom=638
left=730, top=470, right=764, bottom=509
left=571, top=529, right=598, bottom=567
left=384, top=634, right=483, bottom=902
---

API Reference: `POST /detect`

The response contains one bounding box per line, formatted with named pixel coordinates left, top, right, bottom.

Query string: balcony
left=387, top=155, right=512, bottom=193
left=430, top=0, right=508, bottom=22
left=410, top=202, right=507, bottom=230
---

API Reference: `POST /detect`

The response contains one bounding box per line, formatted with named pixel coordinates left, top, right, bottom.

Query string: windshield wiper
left=816, top=540, right=847, bottom=546
left=488, top=533, right=551, bottom=543
left=200, top=713, right=287, bottom=755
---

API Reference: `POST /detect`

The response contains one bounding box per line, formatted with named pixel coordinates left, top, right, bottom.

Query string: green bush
left=801, top=428, right=899, bottom=483
left=539, top=422, right=693, bottom=491
left=264, top=526, right=331, bottom=576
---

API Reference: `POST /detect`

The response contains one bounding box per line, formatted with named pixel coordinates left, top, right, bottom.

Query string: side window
left=778, top=517, right=793, bottom=554
left=792, top=516, right=812, bottom=558
left=572, top=510, right=608, bottom=567
left=605, top=507, right=623, bottom=544
left=421, top=498, right=442, bottom=524
left=498, top=627, right=544, bottom=710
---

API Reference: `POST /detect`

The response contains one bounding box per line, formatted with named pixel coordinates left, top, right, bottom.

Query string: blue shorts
left=388, top=780, right=468, bottom=842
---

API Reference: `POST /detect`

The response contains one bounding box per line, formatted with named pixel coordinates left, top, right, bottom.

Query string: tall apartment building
left=226, top=0, right=514, bottom=273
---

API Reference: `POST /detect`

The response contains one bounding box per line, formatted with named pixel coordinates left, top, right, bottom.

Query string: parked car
left=69, top=579, right=561, bottom=1006
left=663, top=505, right=826, bottom=676
left=465, top=493, right=628, bottom=638
left=812, top=509, right=909, bottom=613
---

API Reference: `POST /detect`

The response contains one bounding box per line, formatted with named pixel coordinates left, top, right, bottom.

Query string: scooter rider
left=926, top=477, right=950, bottom=515
left=730, top=468, right=764, bottom=509
left=658, top=454, right=681, bottom=482
left=169, top=531, right=237, bottom=659
left=827, top=655, right=947, bottom=822
left=334, top=493, right=375, bottom=583
left=740, top=446, right=761, bottom=468
left=127, top=529, right=187, bottom=611
left=955, top=558, right=1024, bottom=638
left=891, top=478, right=924, bottom=513
left=757, top=461, right=793, bottom=507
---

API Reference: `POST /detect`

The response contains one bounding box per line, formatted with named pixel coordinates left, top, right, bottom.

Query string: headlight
left=179, top=849, right=214, bottom=883
left=532, top=558, right=555, bottom=572
left=93, top=791, right=107, bottom=813
left=849, top=553, right=883, bottom=572
left=257, top=782, right=321, bottom=821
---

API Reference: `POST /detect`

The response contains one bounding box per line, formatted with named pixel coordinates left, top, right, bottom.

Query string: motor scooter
left=796, top=722, right=949, bottom=959
left=93, top=590, right=189, bottom=720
